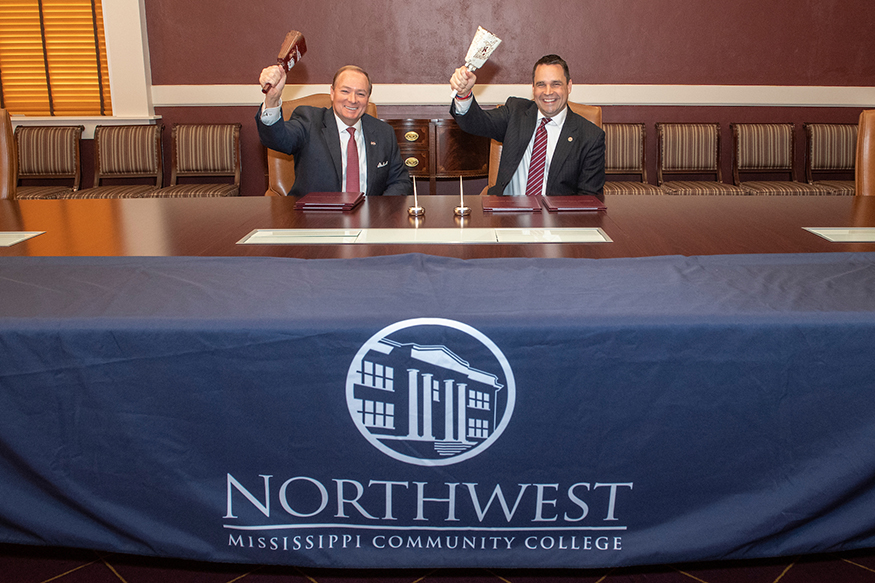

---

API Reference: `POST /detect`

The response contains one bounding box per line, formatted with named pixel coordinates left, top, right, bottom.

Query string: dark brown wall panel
left=144, top=0, right=875, bottom=86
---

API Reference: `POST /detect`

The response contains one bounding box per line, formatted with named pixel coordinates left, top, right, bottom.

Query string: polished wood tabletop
left=2, top=194, right=875, bottom=259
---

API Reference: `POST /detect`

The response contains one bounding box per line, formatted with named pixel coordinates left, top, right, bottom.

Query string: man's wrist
left=456, top=91, right=473, bottom=100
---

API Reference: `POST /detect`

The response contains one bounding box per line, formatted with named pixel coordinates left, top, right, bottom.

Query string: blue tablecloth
left=1, top=253, right=875, bottom=568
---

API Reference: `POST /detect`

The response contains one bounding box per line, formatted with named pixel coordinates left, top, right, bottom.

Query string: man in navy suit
left=450, top=54, right=605, bottom=197
left=257, top=64, right=412, bottom=197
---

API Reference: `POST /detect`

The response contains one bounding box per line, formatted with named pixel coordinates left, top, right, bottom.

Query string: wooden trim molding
left=151, top=84, right=875, bottom=108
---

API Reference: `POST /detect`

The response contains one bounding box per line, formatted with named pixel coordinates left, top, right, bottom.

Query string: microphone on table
left=454, top=175, right=470, bottom=216
left=408, top=176, right=424, bottom=217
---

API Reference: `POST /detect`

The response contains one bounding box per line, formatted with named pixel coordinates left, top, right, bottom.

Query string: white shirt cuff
left=453, top=96, right=473, bottom=115
left=260, top=104, right=283, bottom=126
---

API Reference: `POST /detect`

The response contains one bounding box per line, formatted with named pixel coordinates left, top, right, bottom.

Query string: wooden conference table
left=2, top=194, right=875, bottom=258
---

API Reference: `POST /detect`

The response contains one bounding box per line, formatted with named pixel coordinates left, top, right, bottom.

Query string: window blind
left=0, top=0, right=112, bottom=116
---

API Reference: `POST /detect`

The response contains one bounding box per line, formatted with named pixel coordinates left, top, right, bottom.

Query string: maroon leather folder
left=541, top=195, right=606, bottom=212
left=294, top=191, right=364, bottom=211
left=481, top=196, right=542, bottom=212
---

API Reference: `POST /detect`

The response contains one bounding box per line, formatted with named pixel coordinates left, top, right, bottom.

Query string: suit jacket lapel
left=546, top=108, right=580, bottom=191
left=321, top=109, right=343, bottom=185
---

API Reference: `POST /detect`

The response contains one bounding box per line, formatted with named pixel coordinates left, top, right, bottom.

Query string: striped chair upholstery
left=603, top=123, right=662, bottom=195
left=731, top=123, right=833, bottom=195
left=804, top=123, right=857, bottom=195
left=14, top=125, right=83, bottom=200
left=656, top=123, right=745, bottom=195
left=65, top=124, right=164, bottom=199
left=150, top=123, right=241, bottom=197
left=57, top=185, right=162, bottom=199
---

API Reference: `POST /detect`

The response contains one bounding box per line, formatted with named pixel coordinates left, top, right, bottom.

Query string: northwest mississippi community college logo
left=346, top=318, right=516, bottom=466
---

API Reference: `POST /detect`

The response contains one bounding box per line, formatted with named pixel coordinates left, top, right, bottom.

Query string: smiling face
left=532, top=63, right=571, bottom=118
left=330, top=70, right=371, bottom=126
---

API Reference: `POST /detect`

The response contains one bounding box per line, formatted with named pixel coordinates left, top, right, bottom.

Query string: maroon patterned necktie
left=345, top=127, right=360, bottom=193
left=525, top=117, right=551, bottom=196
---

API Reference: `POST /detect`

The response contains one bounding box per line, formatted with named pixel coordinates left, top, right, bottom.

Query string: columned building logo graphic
left=346, top=318, right=516, bottom=466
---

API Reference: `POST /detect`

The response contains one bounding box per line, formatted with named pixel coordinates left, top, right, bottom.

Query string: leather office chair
left=857, top=110, right=875, bottom=196
left=481, top=102, right=602, bottom=195
left=264, top=94, right=378, bottom=196
left=0, top=109, right=17, bottom=200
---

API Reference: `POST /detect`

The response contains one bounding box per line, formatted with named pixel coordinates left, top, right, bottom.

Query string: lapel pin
left=568, top=137, right=574, bottom=142
left=370, top=141, right=376, bottom=146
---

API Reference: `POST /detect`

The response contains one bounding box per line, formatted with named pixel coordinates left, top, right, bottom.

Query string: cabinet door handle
left=404, top=131, right=420, bottom=142
left=405, top=157, right=420, bottom=168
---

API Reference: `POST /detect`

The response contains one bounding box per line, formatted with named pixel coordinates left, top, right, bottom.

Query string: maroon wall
left=139, top=0, right=873, bottom=197
left=144, top=0, right=875, bottom=86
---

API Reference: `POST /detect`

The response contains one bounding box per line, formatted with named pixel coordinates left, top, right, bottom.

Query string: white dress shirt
left=335, top=113, right=368, bottom=195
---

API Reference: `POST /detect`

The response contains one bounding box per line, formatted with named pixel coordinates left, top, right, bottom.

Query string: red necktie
left=525, top=117, right=551, bottom=196
left=345, top=127, right=360, bottom=193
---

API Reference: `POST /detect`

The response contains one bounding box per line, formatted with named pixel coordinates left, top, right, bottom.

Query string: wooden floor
left=4, top=543, right=875, bottom=583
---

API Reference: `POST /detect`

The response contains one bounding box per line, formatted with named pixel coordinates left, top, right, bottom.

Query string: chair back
left=136, top=123, right=244, bottom=197
left=265, top=94, right=378, bottom=196
left=569, top=102, right=603, bottom=128
left=731, top=123, right=795, bottom=184
left=15, top=125, right=84, bottom=190
left=93, top=124, right=164, bottom=187
left=170, top=123, right=241, bottom=185
left=804, top=123, right=857, bottom=184
left=656, top=123, right=722, bottom=185
left=605, top=123, right=647, bottom=182
left=857, top=110, right=875, bottom=196
left=485, top=102, right=602, bottom=190
left=0, top=109, right=16, bottom=199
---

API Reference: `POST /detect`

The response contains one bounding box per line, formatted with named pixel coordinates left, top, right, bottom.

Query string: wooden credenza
left=385, top=118, right=490, bottom=194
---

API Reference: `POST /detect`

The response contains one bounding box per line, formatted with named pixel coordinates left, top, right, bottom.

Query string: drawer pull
left=405, top=157, right=420, bottom=168
left=404, top=131, right=420, bottom=142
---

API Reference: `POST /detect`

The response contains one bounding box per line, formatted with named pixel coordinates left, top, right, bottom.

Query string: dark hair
left=532, top=54, right=570, bottom=83
left=332, top=65, right=372, bottom=96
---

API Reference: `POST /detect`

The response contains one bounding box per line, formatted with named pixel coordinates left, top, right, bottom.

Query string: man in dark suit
left=257, top=64, right=412, bottom=197
left=450, top=54, right=605, bottom=197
